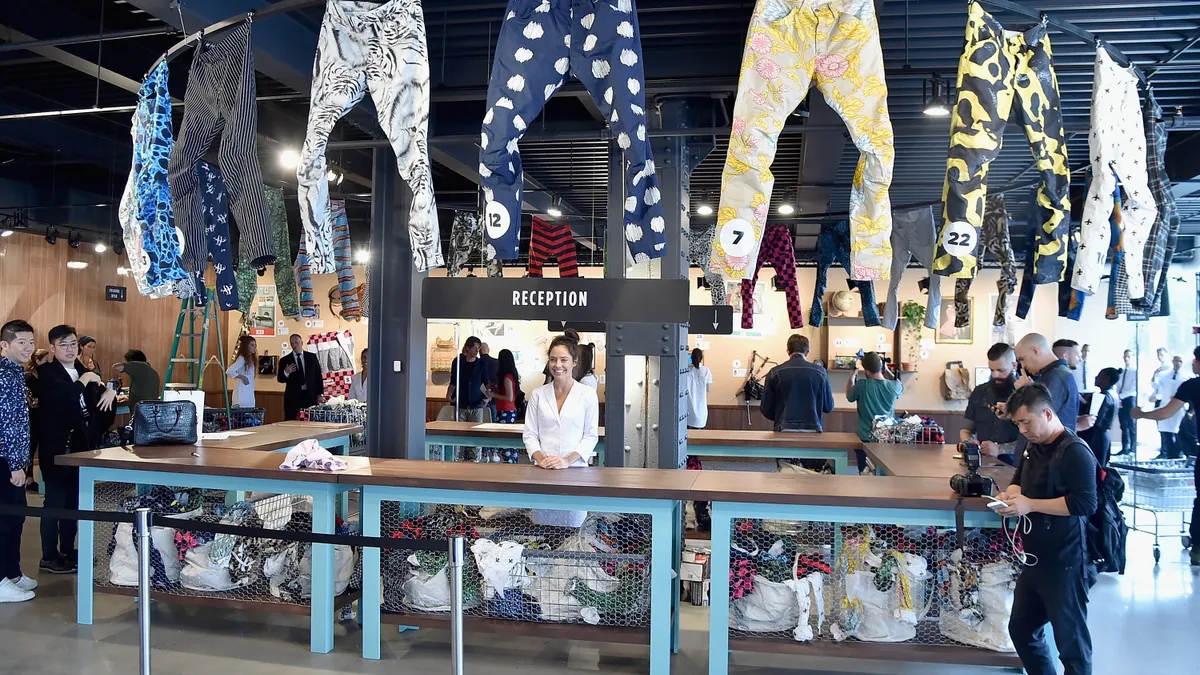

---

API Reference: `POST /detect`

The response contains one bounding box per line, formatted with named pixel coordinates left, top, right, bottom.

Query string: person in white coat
left=225, top=336, right=257, bottom=408
left=523, top=334, right=599, bottom=527
left=1150, top=355, right=1189, bottom=459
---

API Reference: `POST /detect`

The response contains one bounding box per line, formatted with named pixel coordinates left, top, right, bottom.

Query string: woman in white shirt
left=226, top=336, right=257, bottom=408
left=577, top=342, right=599, bottom=390
left=523, top=334, right=599, bottom=527
left=686, top=348, right=714, bottom=530
left=348, top=348, right=368, bottom=402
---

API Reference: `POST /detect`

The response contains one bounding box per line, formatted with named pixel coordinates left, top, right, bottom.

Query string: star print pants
left=446, top=211, right=503, bottom=278
left=479, top=0, right=664, bottom=263
left=713, top=0, right=894, bottom=283
left=881, top=206, right=942, bottom=331
left=1072, top=47, right=1157, bottom=300
left=740, top=225, right=802, bottom=329
left=168, top=23, right=275, bottom=280
left=193, top=161, right=239, bottom=311
left=528, top=216, right=579, bottom=278
left=937, top=2, right=1069, bottom=284
left=1126, top=88, right=1180, bottom=315
left=811, top=220, right=879, bottom=327
left=689, top=226, right=727, bottom=306
left=298, top=0, right=442, bottom=275
left=120, top=61, right=190, bottom=299
left=952, top=195, right=1019, bottom=327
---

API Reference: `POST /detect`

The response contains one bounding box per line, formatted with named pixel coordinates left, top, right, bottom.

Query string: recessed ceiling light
left=279, top=149, right=300, bottom=169
left=95, top=242, right=107, bottom=253
left=778, top=203, right=795, bottom=215
left=67, top=261, right=88, bottom=270
left=696, top=204, right=713, bottom=216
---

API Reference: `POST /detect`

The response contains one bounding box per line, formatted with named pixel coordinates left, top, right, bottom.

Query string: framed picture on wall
left=258, top=355, right=277, bottom=376
left=935, top=298, right=973, bottom=344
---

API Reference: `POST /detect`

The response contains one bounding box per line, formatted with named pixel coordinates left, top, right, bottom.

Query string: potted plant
left=899, top=301, right=925, bottom=371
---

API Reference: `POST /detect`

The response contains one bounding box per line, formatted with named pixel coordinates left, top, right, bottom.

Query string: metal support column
left=366, top=149, right=427, bottom=459
left=604, top=142, right=631, bottom=467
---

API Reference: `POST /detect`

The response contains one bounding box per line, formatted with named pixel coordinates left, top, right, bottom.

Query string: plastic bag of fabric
left=109, top=522, right=185, bottom=587
left=264, top=543, right=356, bottom=601
left=403, top=562, right=452, bottom=611
left=939, top=556, right=1017, bottom=652
left=730, top=574, right=798, bottom=632
left=527, top=532, right=619, bottom=622
left=843, top=552, right=930, bottom=643
left=180, top=543, right=246, bottom=592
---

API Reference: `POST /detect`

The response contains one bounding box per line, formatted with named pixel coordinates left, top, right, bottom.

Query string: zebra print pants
left=298, top=0, right=443, bottom=274
left=168, top=23, right=275, bottom=280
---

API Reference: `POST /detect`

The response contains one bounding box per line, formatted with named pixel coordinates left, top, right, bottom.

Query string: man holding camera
left=962, top=343, right=1021, bottom=465
left=995, top=384, right=1099, bottom=675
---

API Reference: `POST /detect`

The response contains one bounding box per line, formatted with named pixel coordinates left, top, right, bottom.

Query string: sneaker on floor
left=38, top=557, right=75, bottom=575
left=0, top=578, right=34, bottom=603
left=8, top=575, right=37, bottom=591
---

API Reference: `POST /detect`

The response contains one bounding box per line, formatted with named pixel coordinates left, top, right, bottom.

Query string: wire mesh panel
left=726, top=518, right=1017, bottom=653
left=203, top=407, right=266, bottom=432
left=375, top=501, right=653, bottom=629
left=300, top=401, right=368, bottom=455
left=91, top=481, right=359, bottom=607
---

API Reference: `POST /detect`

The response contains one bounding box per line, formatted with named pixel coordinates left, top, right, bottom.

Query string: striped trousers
left=527, top=216, right=578, bottom=278
left=168, top=22, right=274, bottom=281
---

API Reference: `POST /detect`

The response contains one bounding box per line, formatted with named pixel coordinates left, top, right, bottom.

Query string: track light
left=354, top=248, right=370, bottom=264
left=547, top=196, right=563, bottom=218
left=778, top=203, right=795, bottom=215
left=45, top=227, right=59, bottom=245
left=68, top=230, right=82, bottom=249
left=923, top=74, right=950, bottom=117
left=279, top=149, right=299, bottom=169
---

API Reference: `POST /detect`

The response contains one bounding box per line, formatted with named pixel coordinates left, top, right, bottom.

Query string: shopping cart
left=300, top=401, right=368, bottom=455
left=1109, top=458, right=1194, bottom=563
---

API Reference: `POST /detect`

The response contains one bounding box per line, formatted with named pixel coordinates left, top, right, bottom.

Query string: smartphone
left=986, top=499, right=1009, bottom=510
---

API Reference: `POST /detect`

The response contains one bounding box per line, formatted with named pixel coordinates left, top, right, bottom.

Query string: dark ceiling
left=1, top=0, right=1199, bottom=267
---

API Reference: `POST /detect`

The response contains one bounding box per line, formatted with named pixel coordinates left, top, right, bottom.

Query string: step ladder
left=162, top=288, right=231, bottom=419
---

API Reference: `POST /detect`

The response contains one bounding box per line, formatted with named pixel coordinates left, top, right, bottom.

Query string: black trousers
left=1191, top=456, right=1199, bottom=547
left=1118, top=396, right=1137, bottom=453
left=41, top=466, right=79, bottom=561
left=1009, top=562, right=1094, bottom=675
left=1158, top=431, right=1179, bottom=459
left=0, top=459, right=26, bottom=580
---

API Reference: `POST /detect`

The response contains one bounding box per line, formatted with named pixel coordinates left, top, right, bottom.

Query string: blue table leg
left=708, top=502, right=732, bottom=675
left=77, top=469, right=95, bottom=626
left=361, top=486, right=382, bottom=660
left=671, top=499, right=682, bottom=654
left=319, top=436, right=351, bottom=518
left=833, top=452, right=850, bottom=475
left=310, top=484, right=336, bottom=654
left=649, top=502, right=675, bottom=675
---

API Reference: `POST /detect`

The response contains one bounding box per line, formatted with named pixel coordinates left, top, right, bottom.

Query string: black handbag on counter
left=131, top=400, right=198, bottom=446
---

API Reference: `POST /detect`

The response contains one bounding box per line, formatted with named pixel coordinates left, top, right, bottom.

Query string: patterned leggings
left=528, top=216, right=578, bottom=278
left=689, top=226, right=726, bottom=306
left=446, top=211, right=502, bottom=278
left=812, top=220, right=879, bottom=327
left=496, top=410, right=520, bottom=464
left=740, top=225, right=802, bottom=330
left=237, top=187, right=300, bottom=323
left=953, top=196, right=1018, bottom=327
left=193, top=161, right=239, bottom=311
left=332, top=202, right=361, bottom=320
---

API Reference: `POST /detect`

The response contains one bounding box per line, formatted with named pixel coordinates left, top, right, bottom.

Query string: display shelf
left=96, top=584, right=362, bottom=615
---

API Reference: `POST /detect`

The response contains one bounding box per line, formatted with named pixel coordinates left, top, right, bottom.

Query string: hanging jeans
left=447, top=211, right=503, bottom=278
left=120, top=61, right=189, bottom=299
left=1072, top=48, right=1156, bottom=299
left=266, top=187, right=301, bottom=318
left=811, top=220, right=879, bottom=327
left=937, top=2, right=1070, bottom=285
left=713, top=0, right=894, bottom=282
left=740, top=225, right=801, bottom=329
left=193, top=161, right=240, bottom=311
left=528, top=216, right=579, bottom=278
left=479, top=0, right=664, bottom=264
left=331, top=200, right=361, bottom=320
left=689, top=226, right=727, bottom=306
left=298, top=0, right=442, bottom=274
left=882, top=206, right=941, bottom=330
left=951, top=196, right=1019, bottom=327
left=168, top=23, right=275, bottom=283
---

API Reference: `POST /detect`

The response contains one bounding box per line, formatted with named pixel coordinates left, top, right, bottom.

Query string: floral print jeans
left=712, top=0, right=894, bottom=282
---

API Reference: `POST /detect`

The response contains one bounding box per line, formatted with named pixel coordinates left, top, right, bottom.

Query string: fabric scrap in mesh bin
left=938, top=548, right=1018, bottom=652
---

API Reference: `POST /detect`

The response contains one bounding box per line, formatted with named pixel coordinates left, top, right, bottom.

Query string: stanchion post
left=135, top=507, right=152, bottom=675
left=449, top=536, right=465, bottom=675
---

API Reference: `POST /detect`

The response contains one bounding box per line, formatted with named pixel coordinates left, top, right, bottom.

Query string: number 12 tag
left=484, top=202, right=511, bottom=240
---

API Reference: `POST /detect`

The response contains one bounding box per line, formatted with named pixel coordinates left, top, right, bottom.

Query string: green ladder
left=162, top=288, right=231, bottom=418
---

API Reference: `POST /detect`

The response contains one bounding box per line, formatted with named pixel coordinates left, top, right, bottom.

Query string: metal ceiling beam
left=0, top=23, right=144, bottom=94
left=0, top=26, right=178, bottom=53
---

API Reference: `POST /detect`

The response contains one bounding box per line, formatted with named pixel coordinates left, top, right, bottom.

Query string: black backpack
left=1088, top=466, right=1128, bottom=574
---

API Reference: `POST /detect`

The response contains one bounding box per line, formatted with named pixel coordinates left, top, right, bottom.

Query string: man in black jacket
left=278, top=333, right=323, bottom=420
left=996, top=384, right=1098, bottom=675
left=34, top=325, right=116, bottom=574
left=761, top=334, right=834, bottom=433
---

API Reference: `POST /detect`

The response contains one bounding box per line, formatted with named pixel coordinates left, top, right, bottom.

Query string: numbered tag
left=484, top=201, right=511, bottom=240
left=941, top=221, right=977, bottom=257
left=718, top=219, right=755, bottom=257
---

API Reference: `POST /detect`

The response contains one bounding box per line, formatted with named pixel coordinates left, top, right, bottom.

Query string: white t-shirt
left=686, top=365, right=713, bottom=428
left=66, top=366, right=80, bottom=383
left=579, top=373, right=599, bottom=390
left=1152, top=371, right=1190, bottom=433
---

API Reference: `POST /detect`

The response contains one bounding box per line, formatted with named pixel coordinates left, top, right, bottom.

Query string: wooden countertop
left=426, top=422, right=861, bottom=449
left=57, top=446, right=368, bottom=483
left=197, top=422, right=363, bottom=451
left=863, top=443, right=1015, bottom=486
left=688, top=471, right=994, bottom=511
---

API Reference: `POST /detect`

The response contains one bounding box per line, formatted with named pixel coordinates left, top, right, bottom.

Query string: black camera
left=950, top=440, right=995, bottom=497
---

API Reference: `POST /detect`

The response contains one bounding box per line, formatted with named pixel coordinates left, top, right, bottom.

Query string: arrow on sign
left=689, top=305, right=733, bottom=335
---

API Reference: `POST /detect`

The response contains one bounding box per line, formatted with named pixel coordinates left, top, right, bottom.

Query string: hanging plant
left=900, top=301, right=926, bottom=329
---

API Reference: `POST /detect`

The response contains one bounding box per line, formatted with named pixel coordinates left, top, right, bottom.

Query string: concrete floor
left=0, top=498, right=1195, bottom=675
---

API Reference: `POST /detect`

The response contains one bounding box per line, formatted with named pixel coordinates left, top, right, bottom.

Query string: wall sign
left=105, top=285, right=127, bottom=302
left=690, top=305, right=733, bottom=335
left=423, top=278, right=689, bottom=322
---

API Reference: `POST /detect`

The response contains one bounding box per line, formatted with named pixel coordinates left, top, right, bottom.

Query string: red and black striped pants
left=528, top=216, right=578, bottom=278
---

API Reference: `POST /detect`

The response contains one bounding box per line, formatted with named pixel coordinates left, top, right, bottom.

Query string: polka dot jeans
left=479, top=0, right=664, bottom=264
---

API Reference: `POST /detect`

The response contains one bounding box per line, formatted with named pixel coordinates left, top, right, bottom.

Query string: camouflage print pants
left=688, top=225, right=726, bottom=306
left=953, top=195, right=1018, bottom=327
left=447, top=211, right=502, bottom=278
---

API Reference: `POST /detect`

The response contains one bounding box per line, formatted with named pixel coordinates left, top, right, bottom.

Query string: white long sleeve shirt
left=1115, top=367, right=1138, bottom=400
left=522, top=381, right=599, bottom=467
left=347, top=372, right=367, bottom=402
left=1152, top=371, right=1190, bottom=433
left=225, top=356, right=256, bottom=408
